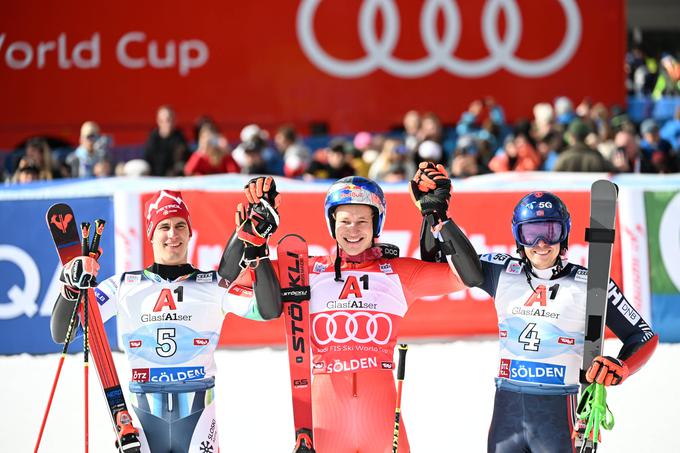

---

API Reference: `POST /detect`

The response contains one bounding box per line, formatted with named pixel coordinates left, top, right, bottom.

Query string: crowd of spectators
left=4, top=94, right=680, bottom=185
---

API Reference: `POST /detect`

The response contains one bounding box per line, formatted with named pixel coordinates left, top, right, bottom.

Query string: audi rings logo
left=313, top=311, right=393, bottom=345
left=296, top=0, right=582, bottom=78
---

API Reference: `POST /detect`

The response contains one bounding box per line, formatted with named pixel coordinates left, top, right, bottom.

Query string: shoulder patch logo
left=313, top=262, right=327, bottom=273
left=506, top=261, right=523, bottom=274
left=575, top=269, right=588, bottom=283
left=125, top=274, right=141, bottom=284
left=196, top=273, right=213, bottom=283
left=482, top=253, right=511, bottom=265
left=94, top=288, right=109, bottom=305
left=379, top=263, right=393, bottom=274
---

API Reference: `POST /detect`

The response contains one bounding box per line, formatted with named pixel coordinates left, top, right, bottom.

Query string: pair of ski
left=574, top=180, right=619, bottom=453
left=37, top=203, right=141, bottom=452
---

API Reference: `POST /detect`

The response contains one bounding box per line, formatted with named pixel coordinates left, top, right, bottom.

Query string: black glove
left=236, top=199, right=280, bottom=247
left=409, top=162, right=451, bottom=221
left=60, top=256, right=100, bottom=289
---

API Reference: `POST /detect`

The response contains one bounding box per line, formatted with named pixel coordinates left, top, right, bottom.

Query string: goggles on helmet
left=516, top=221, right=565, bottom=247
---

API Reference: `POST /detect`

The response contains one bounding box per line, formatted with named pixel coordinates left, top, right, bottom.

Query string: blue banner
left=0, top=197, right=118, bottom=354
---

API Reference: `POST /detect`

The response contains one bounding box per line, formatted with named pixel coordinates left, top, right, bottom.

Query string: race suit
left=95, top=263, right=267, bottom=453
left=244, top=251, right=469, bottom=453
left=478, top=253, right=658, bottom=453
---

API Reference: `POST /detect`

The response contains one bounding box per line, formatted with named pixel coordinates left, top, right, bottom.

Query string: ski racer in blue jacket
left=412, top=163, right=659, bottom=453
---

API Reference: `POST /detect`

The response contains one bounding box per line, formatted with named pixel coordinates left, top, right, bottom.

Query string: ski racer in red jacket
left=221, top=174, right=483, bottom=453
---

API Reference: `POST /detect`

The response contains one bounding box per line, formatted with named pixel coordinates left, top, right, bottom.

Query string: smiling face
left=333, top=204, right=374, bottom=256
left=523, top=240, right=561, bottom=270
left=151, top=217, right=190, bottom=265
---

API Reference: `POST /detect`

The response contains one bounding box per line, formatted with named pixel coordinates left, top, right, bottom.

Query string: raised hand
left=409, top=161, right=451, bottom=220
left=60, top=256, right=100, bottom=290
left=244, top=176, right=281, bottom=210
left=235, top=198, right=280, bottom=247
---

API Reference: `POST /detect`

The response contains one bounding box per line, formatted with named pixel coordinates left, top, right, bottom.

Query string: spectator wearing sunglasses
left=66, top=121, right=112, bottom=178
left=419, top=190, right=657, bottom=453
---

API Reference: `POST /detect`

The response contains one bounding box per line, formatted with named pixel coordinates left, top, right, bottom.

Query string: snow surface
left=8, top=339, right=678, bottom=452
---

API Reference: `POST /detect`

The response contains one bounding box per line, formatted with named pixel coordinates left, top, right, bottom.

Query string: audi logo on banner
left=313, top=311, right=393, bottom=345
left=296, top=0, right=582, bottom=78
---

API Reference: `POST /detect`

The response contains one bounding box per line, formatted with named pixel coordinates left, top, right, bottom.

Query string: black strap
left=584, top=227, right=615, bottom=244
left=244, top=244, right=268, bottom=261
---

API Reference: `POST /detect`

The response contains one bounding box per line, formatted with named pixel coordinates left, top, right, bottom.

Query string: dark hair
left=26, top=137, right=49, bottom=151
left=329, top=138, right=349, bottom=154
left=277, top=125, right=297, bottom=143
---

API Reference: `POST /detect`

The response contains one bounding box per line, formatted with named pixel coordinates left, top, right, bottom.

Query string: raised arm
left=51, top=256, right=100, bottom=343
left=410, top=162, right=483, bottom=287
left=220, top=176, right=283, bottom=320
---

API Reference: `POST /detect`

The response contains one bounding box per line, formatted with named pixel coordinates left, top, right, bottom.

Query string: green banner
left=645, top=191, right=680, bottom=294
left=645, top=190, right=680, bottom=342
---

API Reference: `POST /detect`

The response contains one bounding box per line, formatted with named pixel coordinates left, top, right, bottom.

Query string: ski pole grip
left=89, top=219, right=106, bottom=260
left=397, top=344, right=408, bottom=381
left=80, top=222, right=91, bottom=256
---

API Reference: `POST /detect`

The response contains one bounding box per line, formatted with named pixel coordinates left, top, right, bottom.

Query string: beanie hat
left=144, top=190, right=192, bottom=241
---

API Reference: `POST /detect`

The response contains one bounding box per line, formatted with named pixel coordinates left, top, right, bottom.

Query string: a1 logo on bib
left=338, top=275, right=367, bottom=299
left=524, top=284, right=560, bottom=307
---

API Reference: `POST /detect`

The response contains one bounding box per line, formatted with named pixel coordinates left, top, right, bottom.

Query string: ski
left=277, top=234, right=315, bottom=453
left=575, top=180, right=618, bottom=453
left=45, top=203, right=141, bottom=453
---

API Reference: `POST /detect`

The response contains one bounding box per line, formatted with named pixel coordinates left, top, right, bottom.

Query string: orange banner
left=140, top=190, right=622, bottom=345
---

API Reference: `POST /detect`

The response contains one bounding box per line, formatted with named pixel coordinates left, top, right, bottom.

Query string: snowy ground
left=8, top=339, right=678, bottom=452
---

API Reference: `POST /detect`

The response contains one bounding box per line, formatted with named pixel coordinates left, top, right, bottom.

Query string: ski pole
left=81, top=222, right=91, bottom=453
left=79, top=219, right=104, bottom=453
left=574, top=383, right=615, bottom=453
left=392, top=344, right=408, bottom=453
left=34, top=222, right=91, bottom=453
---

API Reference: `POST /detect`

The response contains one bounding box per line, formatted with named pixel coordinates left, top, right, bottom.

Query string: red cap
left=144, top=190, right=192, bottom=241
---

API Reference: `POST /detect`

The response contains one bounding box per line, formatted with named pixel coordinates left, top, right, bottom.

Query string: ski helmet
left=511, top=191, right=571, bottom=249
left=324, top=176, right=387, bottom=238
